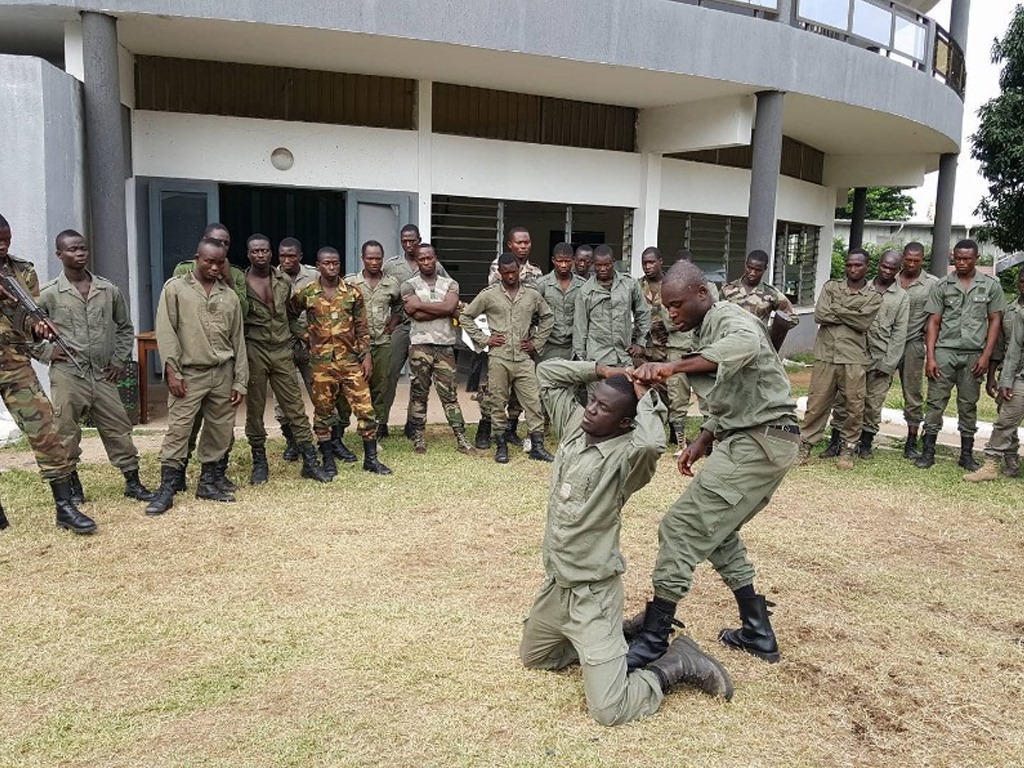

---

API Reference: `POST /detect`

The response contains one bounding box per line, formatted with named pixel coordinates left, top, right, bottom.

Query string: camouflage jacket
left=488, top=258, right=544, bottom=288
left=639, top=275, right=670, bottom=348
left=720, top=279, right=798, bottom=327
left=290, top=277, right=370, bottom=364
left=0, top=254, right=41, bottom=364
left=401, top=274, right=459, bottom=346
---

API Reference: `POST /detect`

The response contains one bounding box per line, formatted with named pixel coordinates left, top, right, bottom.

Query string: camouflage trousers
left=407, top=344, right=465, bottom=430
left=339, top=343, right=391, bottom=429
left=246, top=340, right=315, bottom=449
left=51, top=365, right=140, bottom=472
left=0, top=353, right=72, bottom=480
left=311, top=357, right=377, bottom=441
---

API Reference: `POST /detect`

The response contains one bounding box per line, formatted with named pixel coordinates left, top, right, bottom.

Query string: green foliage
left=971, top=6, right=1024, bottom=252
left=830, top=238, right=909, bottom=280
left=1000, top=263, right=1022, bottom=295
left=835, top=187, right=916, bottom=221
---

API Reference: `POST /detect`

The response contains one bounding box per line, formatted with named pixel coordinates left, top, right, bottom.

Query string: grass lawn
left=1, top=432, right=1023, bottom=767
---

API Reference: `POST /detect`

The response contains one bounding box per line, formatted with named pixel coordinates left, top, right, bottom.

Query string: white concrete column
left=417, top=79, right=432, bottom=240
left=632, top=152, right=662, bottom=276
left=63, top=20, right=84, bottom=80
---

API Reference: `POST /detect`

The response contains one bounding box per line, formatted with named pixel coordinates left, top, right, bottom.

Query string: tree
left=834, top=187, right=915, bottom=221
left=972, top=6, right=1024, bottom=253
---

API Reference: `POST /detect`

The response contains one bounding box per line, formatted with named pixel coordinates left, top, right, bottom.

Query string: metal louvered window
left=774, top=222, right=820, bottom=306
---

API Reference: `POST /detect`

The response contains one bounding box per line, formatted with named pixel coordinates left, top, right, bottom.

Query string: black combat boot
left=52, top=476, right=97, bottom=534
left=903, top=426, right=921, bottom=460
left=377, top=423, right=390, bottom=439
left=123, top=469, right=156, bottom=501
left=319, top=441, right=338, bottom=480
left=857, top=430, right=875, bottom=459
left=281, top=424, right=299, bottom=461
left=215, top=453, right=237, bottom=493
left=505, top=418, right=523, bottom=447
left=528, top=432, right=554, bottom=462
left=626, top=598, right=683, bottom=671
left=622, top=609, right=645, bottom=641
left=719, top=593, right=780, bottom=663
left=145, top=465, right=181, bottom=516
left=196, top=462, right=235, bottom=502
left=330, top=425, right=358, bottom=463
left=668, top=423, right=678, bottom=446
left=819, top=428, right=842, bottom=458
left=250, top=445, right=269, bottom=485
left=362, top=440, right=393, bottom=475
left=299, top=445, right=331, bottom=483
left=69, top=470, right=86, bottom=505
left=647, top=636, right=734, bottom=700
left=0, top=499, right=9, bottom=530
left=494, top=434, right=510, bottom=464
left=403, top=421, right=415, bottom=439
left=1004, top=453, right=1021, bottom=478
left=914, top=433, right=937, bottom=469
left=958, top=434, right=981, bottom=471
left=474, top=419, right=492, bottom=450
left=174, top=459, right=188, bottom=492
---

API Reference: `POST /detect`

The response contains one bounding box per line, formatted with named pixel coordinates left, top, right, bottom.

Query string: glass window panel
left=893, top=17, right=925, bottom=59
left=797, top=0, right=850, bottom=30
left=851, top=0, right=892, bottom=47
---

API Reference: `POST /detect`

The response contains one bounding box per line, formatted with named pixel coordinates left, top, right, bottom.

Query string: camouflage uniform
left=573, top=272, right=651, bottom=366
left=382, top=255, right=449, bottom=425
left=720, top=279, right=798, bottom=328
left=290, top=277, right=377, bottom=441
left=460, top=283, right=553, bottom=434
left=636, top=276, right=670, bottom=365
left=155, top=271, right=248, bottom=468
left=534, top=271, right=584, bottom=362
left=0, top=254, right=73, bottom=480
left=895, top=270, right=939, bottom=427
left=339, top=270, right=402, bottom=425
left=243, top=267, right=316, bottom=449
left=402, top=273, right=465, bottom=430
left=37, top=269, right=142, bottom=472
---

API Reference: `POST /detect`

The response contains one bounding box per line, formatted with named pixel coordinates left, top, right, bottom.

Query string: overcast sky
left=908, top=0, right=1018, bottom=224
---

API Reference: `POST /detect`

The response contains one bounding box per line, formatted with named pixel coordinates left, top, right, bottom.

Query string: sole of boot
left=56, top=520, right=96, bottom=535
left=718, top=629, right=781, bottom=663
left=528, top=453, right=554, bottom=462
left=196, top=492, right=235, bottom=503
left=124, top=489, right=157, bottom=502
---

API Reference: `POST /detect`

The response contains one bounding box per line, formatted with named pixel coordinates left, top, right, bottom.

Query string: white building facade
left=0, top=0, right=969, bottom=355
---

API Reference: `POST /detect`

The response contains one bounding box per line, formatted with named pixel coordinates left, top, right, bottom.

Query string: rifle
left=0, top=265, right=85, bottom=373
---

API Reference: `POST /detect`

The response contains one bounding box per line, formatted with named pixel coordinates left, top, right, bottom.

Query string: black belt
left=757, top=424, right=801, bottom=443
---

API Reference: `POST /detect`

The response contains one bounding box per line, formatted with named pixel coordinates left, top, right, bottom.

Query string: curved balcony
left=670, top=0, right=965, bottom=98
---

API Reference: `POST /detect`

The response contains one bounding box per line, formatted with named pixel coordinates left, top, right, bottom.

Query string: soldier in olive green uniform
left=916, top=239, right=1006, bottom=470
left=477, top=226, right=544, bottom=449
left=148, top=238, right=249, bottom=514
left=241, top=234, right=328, bottom=485
left=720, top=249, right=799, bottom=352
left=627, top=261, right=800, bottom=671
left=38, top=230, right=154, bottom=503
left=895, top=242, right=939, bottom=459
left=382, top=224, right=449, bottom=438
left=798, top=249, right=882, bottom=470
left=822, top=250, right=909, bottom=459
left=461, top=252, right=555, bottom=463
left=0, top=214, right=96, bottom=534
left=520, top=359, right=734, bottom=725
left=291, top=247, right=391, bottom=477
left=573, top=245, right=650, bottom=367
left=965, top=272, right=1024, bottom=482
left=342, top=240, right=402, bottom=435
left=533, top=243, right=583, bottom=363
left=401, top=243, right=468, bottom=454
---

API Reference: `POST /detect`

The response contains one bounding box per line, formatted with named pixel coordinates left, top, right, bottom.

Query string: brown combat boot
left=963, top=457, right=1000, bottom=483
left=411, top=428, right=427, bottom=455
left=836, top=445, right=856, bottom=470
left=453, top=428, right=474, bottom=455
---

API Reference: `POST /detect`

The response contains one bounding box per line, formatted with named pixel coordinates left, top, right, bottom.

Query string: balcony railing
left=669, top=0, right=966, bottom=99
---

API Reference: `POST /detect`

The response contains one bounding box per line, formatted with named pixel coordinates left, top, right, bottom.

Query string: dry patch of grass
left=1, top=431, right=1023, bottom=767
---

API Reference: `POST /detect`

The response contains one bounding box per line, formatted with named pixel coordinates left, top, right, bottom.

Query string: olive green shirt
left=688, top=301, right=798, bottom=437
left=37, top=269, right=134, bottom=376
left=899, top=270, right=939, bottom=342
left=460, top=283, right=554, bottom=362
left=537, top=359, right=666, bottom=586
left=155, top=271, right=248, bottom=393
left=345, top=270, right=402, bottom=347
left=993, top=298, right=1024, bottom=365
left=573, top=272, right=651, bottom=365
left=244, top=268, right=298, bottom=347
left=534, top=271, right=584, bottom=348
left=924, top=270, right=1007, bottom=352
left=173, top=259, right=249, bottom=317
left=866, top=280, right=910, bottom=375
left=811, top=279, right=883, bottom=365
left=999, top=307, right=1024, bottom=388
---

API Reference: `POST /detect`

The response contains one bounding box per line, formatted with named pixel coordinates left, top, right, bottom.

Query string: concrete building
left=834, top=219, right=1006, bottom=263
left=0, top=0, right=970, bottom=360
